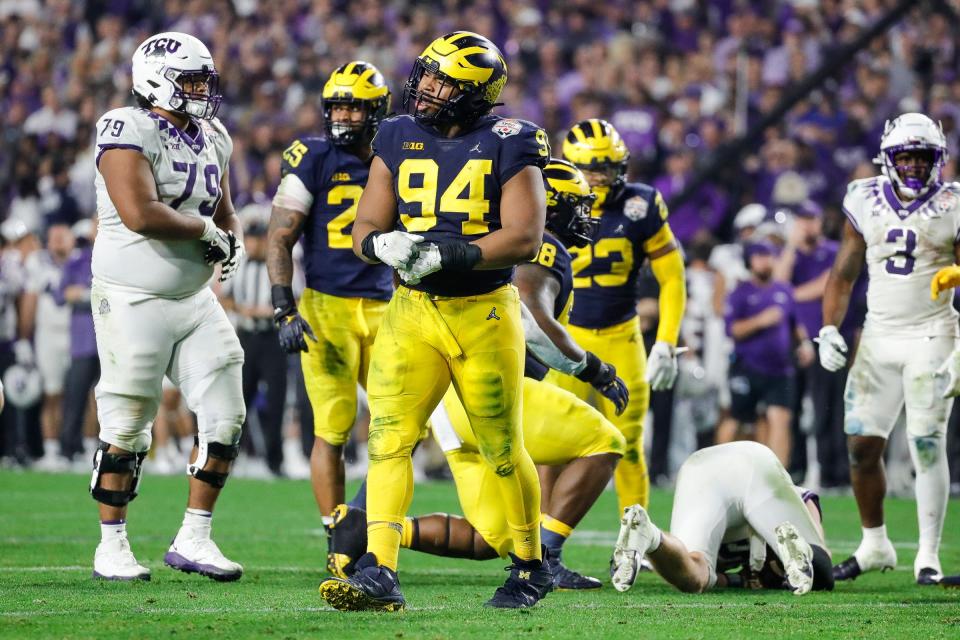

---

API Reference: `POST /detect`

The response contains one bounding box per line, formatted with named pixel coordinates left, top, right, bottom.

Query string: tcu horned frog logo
left=140, top=37, right=182, bottom=58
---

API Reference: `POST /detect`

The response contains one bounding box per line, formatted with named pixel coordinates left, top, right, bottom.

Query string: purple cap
left=792, top=200, right=823, bottom=218
left=744, top=240, right=779, bottom=262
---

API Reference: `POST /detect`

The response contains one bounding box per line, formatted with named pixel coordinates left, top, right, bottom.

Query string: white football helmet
left=2, top=364, right=41, bottom=409
left=132, top=32, right=222, bottom=120
left=875, top=113, right=948, bottom=199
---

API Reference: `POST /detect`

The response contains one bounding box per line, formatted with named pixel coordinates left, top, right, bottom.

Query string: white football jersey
left=844, top=176, right=960, bottom=337
left=24, top=250, right=70, bottom=335
left=92, top=107, right=232, bottom=299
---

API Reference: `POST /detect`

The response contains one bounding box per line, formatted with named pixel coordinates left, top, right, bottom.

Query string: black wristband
left=575, top=351, right=602, bottom=383
left=438, top=242, right=482, bottom=271
left=361, top=230, right=382, bottom=262
left=271, top=285, right=297, bottom=318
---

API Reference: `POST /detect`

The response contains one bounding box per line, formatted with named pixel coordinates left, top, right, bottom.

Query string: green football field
left=2, top=471, right=959, bottom=639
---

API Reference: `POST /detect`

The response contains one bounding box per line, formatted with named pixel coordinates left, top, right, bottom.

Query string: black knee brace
left=89, top=441, right=146, bottom=507
left=187, top=436, right=240, bottom=488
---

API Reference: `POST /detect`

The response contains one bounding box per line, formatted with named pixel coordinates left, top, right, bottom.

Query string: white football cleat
left=93, top=535, right=151, bottom=581
left=611, top=505, right=657, bottom=592
left=164, top=529, right=243, bottom=582
left=775, top=522, right=814, bottom=596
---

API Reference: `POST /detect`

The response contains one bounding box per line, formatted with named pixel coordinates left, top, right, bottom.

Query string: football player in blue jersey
left=266, top=61, right=391, bottom=568
left=325, top=160, right=629, bottom=592
left=549, top=119, right=687, bottom=520
left=319, top=31, right=552, bottom=611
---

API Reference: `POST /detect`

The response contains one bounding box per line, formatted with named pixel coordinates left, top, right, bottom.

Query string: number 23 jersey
left=844, top=175, right=960, bottom=337
left=93, top=107, right=231, bottom=299
left=374, top=114, right=550, bottom=296
left=568, top=183, right=670, bottom=329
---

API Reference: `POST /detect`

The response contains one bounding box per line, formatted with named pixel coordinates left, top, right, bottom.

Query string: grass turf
left=1, top=471, right=959, bottom=639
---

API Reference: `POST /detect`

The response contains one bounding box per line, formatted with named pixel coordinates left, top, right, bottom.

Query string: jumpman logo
left=470, top=142, right=482, bottom=153
left=486, top=307, right=501, bottom=321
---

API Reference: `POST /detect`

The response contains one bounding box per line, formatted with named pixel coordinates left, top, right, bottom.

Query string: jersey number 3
left=884, top=227, right=916, bottom=276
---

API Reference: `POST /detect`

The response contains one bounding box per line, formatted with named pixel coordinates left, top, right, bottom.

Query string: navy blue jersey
left=568, top=183, right=668, bottom=329
left=281, top=137, right=392, bottom=300
left=524, top=231, right=573, bottom=380
left=374, top=114, right=550, bottom=296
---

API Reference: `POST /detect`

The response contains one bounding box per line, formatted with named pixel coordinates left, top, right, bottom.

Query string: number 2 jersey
left=843, top=175, right=960, bottom=338
left=374, top=114, right=549, bottom=297
left=93, top=107, right=231, bottom=299
left=278, top=137, right=392, bottom=300
left=568, top=183, right=671, bottom=329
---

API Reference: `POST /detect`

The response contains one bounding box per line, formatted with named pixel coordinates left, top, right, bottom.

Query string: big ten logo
left=141, top=37, right=182, bottom=58
left=402, top=141, right=424, bottom=150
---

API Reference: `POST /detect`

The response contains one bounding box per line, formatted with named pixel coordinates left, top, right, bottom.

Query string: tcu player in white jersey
left=89, top=32, right=246, bottom=581
left=610, top=442, right=833, bottom=596
left=819, top=113, right=959, bottom=585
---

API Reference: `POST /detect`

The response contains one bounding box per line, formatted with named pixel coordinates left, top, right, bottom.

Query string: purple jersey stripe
left=96, top=143, right=144, bottom=167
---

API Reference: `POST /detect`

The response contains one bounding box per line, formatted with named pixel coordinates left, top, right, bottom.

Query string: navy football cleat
left=916, top=567, right=942, bottom=586
left=319, top=552, right=405, bottom=612
left=833, top=556, right=863, bottom=581
left=327, top=504, right=367, bottom=578
left=548, top=556, right=601, bottom=590
left=485, top=550, right=553, bottom=609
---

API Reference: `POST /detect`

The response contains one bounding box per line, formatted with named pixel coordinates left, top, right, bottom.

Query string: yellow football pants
left=298, top=288, right=387, bottom=445
left=365, top=285, right=541, bottom=570
left=441, top=377, right=625, bottom=556
left=546, top=316, right=650, bottom=513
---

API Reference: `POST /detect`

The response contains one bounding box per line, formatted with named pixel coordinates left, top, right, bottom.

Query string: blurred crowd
left=2, top=0, right=960, bottom=488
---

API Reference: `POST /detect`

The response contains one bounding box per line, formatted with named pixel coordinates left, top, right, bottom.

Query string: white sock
left=861, top=524, right=888, bottom=546
left=180, top=508, right=213, bottom=538
left=321, top=515, right=334, bottom=527
left=909, top=435, right=949, bottom=560
left=647, top=525, right=663, bottom=553
left=100, top=519, right=126, bottom=543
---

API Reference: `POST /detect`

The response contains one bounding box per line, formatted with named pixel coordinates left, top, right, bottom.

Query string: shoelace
left=179, top=536, right=228, bottom=564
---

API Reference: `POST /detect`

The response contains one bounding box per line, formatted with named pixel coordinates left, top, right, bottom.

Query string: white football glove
left=373, top=231, right=424, bottom=270
left=645, top=341, right=679, bottom=391
left=13, top=339, right=34, bottom=367
left=200, top=217, right=232, bottom=265
left=936, top=347, right=960, bottom=398
left=218, top=232, right=245, bottom=283
left=816, top=325, right=848, bottom=372
left=397, top=243, right=442, bottom=285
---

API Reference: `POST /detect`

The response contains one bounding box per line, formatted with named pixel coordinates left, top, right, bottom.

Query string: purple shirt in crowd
left=790, top=239, right=838, bottom=340
left=725, top=279, right=797, bottom=376
left=57, top=246, right=96, bottom=358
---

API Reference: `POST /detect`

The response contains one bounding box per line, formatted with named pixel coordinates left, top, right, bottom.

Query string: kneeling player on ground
left=611, top=442, right=834, bottom=595
left=329, top=160, right=627, bottom=590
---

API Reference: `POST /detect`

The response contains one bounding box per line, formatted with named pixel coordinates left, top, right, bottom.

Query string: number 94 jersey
left=843, top=176, right=960, bottom=337
left=374, top=114, right=550, bottom=296
left=93, top=107, right=231, bottom=299
left=280, top=137, right=392, bottom=300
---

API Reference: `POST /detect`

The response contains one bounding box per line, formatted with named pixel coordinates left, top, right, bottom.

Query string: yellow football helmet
left=543, top=158, right=598, bottom=248
left=562, top=119, right=630, bottom=194
left=403, top=31, right=507, bottom=127
left=322, top=61, right=391, bottom=146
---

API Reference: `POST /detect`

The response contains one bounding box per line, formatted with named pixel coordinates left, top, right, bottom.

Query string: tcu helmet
left=563, top=119, right=630, bottom=197
left=876, top=113, right=949, bottom=199
left=322, top=61, right=391, bottom=146
left=132, top=32, right=222, bottom=120
left=542, top=159, right=599, bottom=248
left=403, top=31, right=508, bottom=127
left=2, top=364, right=41, bottom=409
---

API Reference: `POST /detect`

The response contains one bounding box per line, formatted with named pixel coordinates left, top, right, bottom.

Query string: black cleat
left=327, top=504, right=367, bottom=578
left=917, top=567, right=942, bottom=586
left=833, top=556, right=863, bottom=581
left=548, top=556, right=601, bottom=590
left=485, top=550, right=553, bottom=609
left=319, top=552, right=405, bottom=612
left=940, top=574, right=960, bottom=589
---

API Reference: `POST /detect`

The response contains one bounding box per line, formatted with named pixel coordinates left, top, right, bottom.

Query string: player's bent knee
left=90, top=441, right=147, bottom=506
left=367, top=420, right=416, bottom=461
left=187, top=436, right=241, bottom=488
left=98, top=393, right=158, bottom=453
